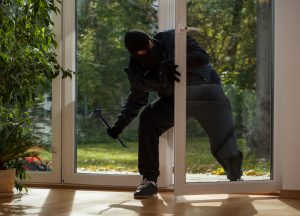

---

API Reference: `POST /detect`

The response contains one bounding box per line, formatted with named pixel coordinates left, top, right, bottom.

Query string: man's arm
left=113, top=88, right=149, bottom=133
left=107, top=66, right=149, bottom=139
left=108, top=88, right=148, bottom=139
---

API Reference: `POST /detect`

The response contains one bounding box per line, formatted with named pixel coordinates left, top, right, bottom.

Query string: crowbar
left=91, top=108, right=128, bottom=148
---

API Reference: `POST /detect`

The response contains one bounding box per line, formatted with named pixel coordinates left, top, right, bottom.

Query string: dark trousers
left=138, top=84, right=242, bottom=182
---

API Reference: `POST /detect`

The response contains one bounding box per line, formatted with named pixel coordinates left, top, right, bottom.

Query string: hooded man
left=107, top=29, right=243, bottom=199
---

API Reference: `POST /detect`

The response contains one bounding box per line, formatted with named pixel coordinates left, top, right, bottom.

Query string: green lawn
left=39, top=138, right=270, bottom=176
left=77, top=142, right=139, bottom=172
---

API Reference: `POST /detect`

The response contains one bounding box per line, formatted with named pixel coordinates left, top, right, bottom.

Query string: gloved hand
left=159, top=60, right=181, bottom=87
left=107, top=125, right=122, bottom=139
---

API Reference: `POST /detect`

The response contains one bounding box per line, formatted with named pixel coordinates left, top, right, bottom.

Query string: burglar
left=107, top=29, right=243, bottom=199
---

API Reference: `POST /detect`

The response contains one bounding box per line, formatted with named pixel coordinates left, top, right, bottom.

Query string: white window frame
left=173, top=0, right=282, bottom=195
left=157, top=0, right=176, bottom=188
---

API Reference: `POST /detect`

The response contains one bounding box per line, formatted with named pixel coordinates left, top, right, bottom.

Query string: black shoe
left=134, top=178, right=158, bottom=199
left=226, top=152, right=243, bottom=181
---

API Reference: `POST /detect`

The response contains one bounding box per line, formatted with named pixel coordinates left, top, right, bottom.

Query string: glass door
left=62, top=0, right=173, bottom=187
left=174, top=0, right=280, bottom=195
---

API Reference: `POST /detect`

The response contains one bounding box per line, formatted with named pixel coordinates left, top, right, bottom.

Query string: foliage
left=187, top=0, right=257, bottom=90
left=0, top=0, right=72, bottom=110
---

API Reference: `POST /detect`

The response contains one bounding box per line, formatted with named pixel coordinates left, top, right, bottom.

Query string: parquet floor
left=1, top=188, right=300, bottom=215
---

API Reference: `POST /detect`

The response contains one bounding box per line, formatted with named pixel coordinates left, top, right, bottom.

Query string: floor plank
left=1, top=188, right=300, bottom=215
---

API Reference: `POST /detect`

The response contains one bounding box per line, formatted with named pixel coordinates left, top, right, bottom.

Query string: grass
left=186, top=137, right=219, bottom=173
left=186, top=137, right=270, bottom=175
left=76, top=142, right=138, bottom=172
left=38, top=138, right=270, bottom=176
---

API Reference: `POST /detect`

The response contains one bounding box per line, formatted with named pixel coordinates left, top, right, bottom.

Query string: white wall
left=277, top=0, right=300, bottom=190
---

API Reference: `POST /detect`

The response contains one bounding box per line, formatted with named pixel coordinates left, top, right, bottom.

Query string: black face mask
left=131, top=42, right=160, bottom=65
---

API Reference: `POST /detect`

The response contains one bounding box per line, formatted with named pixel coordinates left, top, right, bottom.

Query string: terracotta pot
left=0, top=168, right=16, bottom=198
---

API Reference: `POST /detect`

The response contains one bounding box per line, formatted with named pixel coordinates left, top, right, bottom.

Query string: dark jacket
left=114, top=29, right=220, bottom=131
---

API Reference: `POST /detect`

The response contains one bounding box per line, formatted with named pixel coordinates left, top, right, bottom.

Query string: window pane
left=186, top=0, right=272, bottom=182
left=76, top=0, right=158, bottom=174
left=26, top=85, right=52, bottom=172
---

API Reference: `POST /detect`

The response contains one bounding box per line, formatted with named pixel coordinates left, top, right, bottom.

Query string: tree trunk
left=248, top=0, right=272, bottom=159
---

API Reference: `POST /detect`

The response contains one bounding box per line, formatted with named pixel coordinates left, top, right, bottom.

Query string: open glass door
left=174, top=0, right=280, bottom=195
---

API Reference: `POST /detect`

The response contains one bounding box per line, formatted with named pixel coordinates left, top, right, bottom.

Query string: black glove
left=107, top=125, right=122, bottom=139
left=159, top=60, right=181, bottom=87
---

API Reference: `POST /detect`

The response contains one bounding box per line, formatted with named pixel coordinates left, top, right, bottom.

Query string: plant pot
left=0, top=168, right=16, bottom=198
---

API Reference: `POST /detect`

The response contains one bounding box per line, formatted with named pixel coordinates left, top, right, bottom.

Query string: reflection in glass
left=186, top=0, right=272, bottom=182
left=76, top=0, right=158, bottom=174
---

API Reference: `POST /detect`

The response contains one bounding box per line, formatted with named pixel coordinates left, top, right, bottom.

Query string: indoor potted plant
left=0, top=118, right=52, bottom=197
left=0, top=0, right=72, bottom=197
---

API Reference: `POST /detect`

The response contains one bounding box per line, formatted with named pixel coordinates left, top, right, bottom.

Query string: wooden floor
left=1, top=188, right=300, bottom=215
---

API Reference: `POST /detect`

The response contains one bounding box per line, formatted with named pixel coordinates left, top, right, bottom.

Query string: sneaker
left=134, top=178, right=158, bottom=199
left=226, top=152, right=243, bottom=181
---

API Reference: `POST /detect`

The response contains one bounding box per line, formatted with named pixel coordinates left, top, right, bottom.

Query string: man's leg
left=138, top=97, right=174, bottom=182
left=187, top=84, right=243, bottom=181
left=134, top=97, right=174, bottom=198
